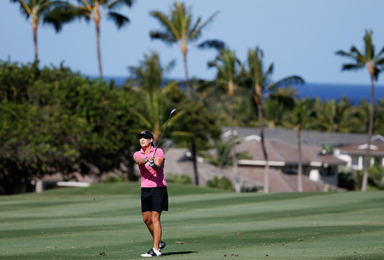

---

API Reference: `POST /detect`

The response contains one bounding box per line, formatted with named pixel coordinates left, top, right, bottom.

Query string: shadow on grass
left=162, top=251, right=197, bottom=256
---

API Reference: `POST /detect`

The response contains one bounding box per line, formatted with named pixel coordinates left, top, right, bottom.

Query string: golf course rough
left=0, top=183, right=383, bottom=259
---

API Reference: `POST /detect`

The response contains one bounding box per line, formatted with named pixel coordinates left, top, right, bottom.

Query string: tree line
left=7, top=1, right=384, bottom=193
left=0, top=57, right=221, bottom=194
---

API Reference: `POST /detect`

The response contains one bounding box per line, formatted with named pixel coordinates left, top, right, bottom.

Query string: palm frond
left=375, top=58, right=384, bottom=66
left=78, top=0, right=92, bottom=10
left=373, top=67, right=381, bottom=81
left=335, top=50, right=358, bottom=59
left=350, top=47, right=368, bottom=63
left=161, top=110, right=185, bottom=129
left=197, top=39, right=226, bottom=51
left=162, top=59, right=176, bottom=75
left=266, top=76, right=304, bottom=91
left=150, top=11, right=180, bottom=40
left=374, top=47, right=384, bottom=61
left=265, top=63, right=273, bottom=77
left=134, top=111, right=152, bottom=129
left=107, top=12, right=129, bottom=28
left=43, top=5, right=85, bottom=32
left=149, top=31, right=176, bottom=44
left=341, top=63, right=365, bottom=71
left=161, top=81, right=179, bottom=94
left=188, top=16, right=201, bottom=39
left=106, top=0, right=134, bottom=10
left=196, top=80, right=213, bottom=93
left=208, top=61, right=228, bottom=81
left=36, top=0, right=54, bottom=14
left=188, top=10, right=219, bottom=41
left=364, top=29, right=374, bottom=59
left=171, top=131, right=193, bottom=137
left=11, top=0, right=32, bottom=18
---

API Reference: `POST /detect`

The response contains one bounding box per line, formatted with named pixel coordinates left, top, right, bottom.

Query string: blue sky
left=2, top=0, right=384, bottom=85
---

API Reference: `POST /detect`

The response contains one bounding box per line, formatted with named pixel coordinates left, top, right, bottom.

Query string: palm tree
left=263, top=87, right=297, bottom=128
left=69, top=0, right=134, bottom=79
left=244, top=47, right=304, bottom=193
left=170, top=101, right=222, bottom=186
left=205, top=47, right=242, bottom=192
left=356, top=99, right=384, bottom=134
left=283, top=98, right=315, bottom=192
left=10, top=0, right=70, bottom=63
left=126, top=51, right=182, bottom=141
left=203, top=138, right=251, bottom=176
left=149, top=1, right=218, bottom=98
left=336, top=30, right=384, bottom=191
left=314, top=97, right=359, bottom=133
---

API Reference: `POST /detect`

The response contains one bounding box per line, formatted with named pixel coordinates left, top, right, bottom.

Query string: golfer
left=134, top=130, right=168, bottom=257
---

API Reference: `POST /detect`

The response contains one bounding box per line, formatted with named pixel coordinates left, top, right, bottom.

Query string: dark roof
left=338, top=142, right=384, bottom=156
left=222, top=126, right=369, bottom=147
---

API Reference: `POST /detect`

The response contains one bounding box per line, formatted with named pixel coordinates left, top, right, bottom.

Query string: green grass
left=1, top=183, right=384, bottom=259
left=38, top=182, right=228, bottom=196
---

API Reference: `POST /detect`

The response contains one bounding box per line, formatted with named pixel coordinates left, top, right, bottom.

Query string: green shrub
left=241, top=186, right=259, bottom=192
left=102, top=175, right=126, bottom=183
left=368, top=162, right=384, bottom=190
left=207, top=176, right=233, bottom=190
left=167, top=174, right=192, bottom=185
left=338, top=172, right=358, bottom=191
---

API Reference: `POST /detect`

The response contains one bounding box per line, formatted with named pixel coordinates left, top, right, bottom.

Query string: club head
left=170, top=108, right=176, bottom=115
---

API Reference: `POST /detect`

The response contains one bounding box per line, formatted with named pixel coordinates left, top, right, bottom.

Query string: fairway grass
left=0, top=184, right=383, bottom=259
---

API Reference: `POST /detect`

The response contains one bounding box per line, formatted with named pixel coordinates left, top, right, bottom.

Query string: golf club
left=152, top=108, right=176, bottom=159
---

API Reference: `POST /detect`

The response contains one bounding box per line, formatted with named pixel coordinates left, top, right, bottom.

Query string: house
left=235, top=137, right=347, bottom=188
left=164, top=135, right=347, bottom=192
left=334, top=135, right=384, bottom=170
left=164, top=127, right=384, bottom=192
left=164, top=126, right=384, bottom=192
left=223, top=127, right=384, bottom=175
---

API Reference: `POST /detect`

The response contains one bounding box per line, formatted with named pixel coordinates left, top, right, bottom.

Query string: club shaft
left=153, top=114, right=172, bottom=157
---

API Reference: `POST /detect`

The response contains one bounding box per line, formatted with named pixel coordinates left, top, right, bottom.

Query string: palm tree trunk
left=182, top=51, right=191, bottom=98
left=230, top=95, right=240, bottom=193
left=256, top=100, right=269, bottom=193
left=297, top=127, right=303, bottom=192
left=33, top=21, right=38, bottom=64
left=362, top=75, right=375, bottom=191
left=192, top=140, right=199, bottom=185
left=96, top=22, right=103, bottom=79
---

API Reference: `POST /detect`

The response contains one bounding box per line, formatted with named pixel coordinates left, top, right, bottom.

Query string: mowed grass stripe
left=1, top=186, right=384, bottom=259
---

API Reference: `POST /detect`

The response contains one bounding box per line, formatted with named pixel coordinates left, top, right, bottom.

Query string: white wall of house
left=334, top=149, right=352, bottom=167
left=334, top=149, right=384, bottom=170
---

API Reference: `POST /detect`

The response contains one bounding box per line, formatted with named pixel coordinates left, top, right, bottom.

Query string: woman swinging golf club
left=134, top=130, right=168, bottom=257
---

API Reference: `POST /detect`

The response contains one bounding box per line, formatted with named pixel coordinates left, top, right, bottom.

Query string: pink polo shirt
left=133, top=146, right=167, bottom=188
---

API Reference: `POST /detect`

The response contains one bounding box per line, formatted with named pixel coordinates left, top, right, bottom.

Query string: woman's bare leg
left=151, top=211, right=162, bottom=250
left=142, top=211, right=154, bottom=238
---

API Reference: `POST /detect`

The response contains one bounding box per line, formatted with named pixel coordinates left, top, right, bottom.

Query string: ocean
left=95, top=76, right=384, bottom=105
left=295, top=83, right=384, bottom=105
